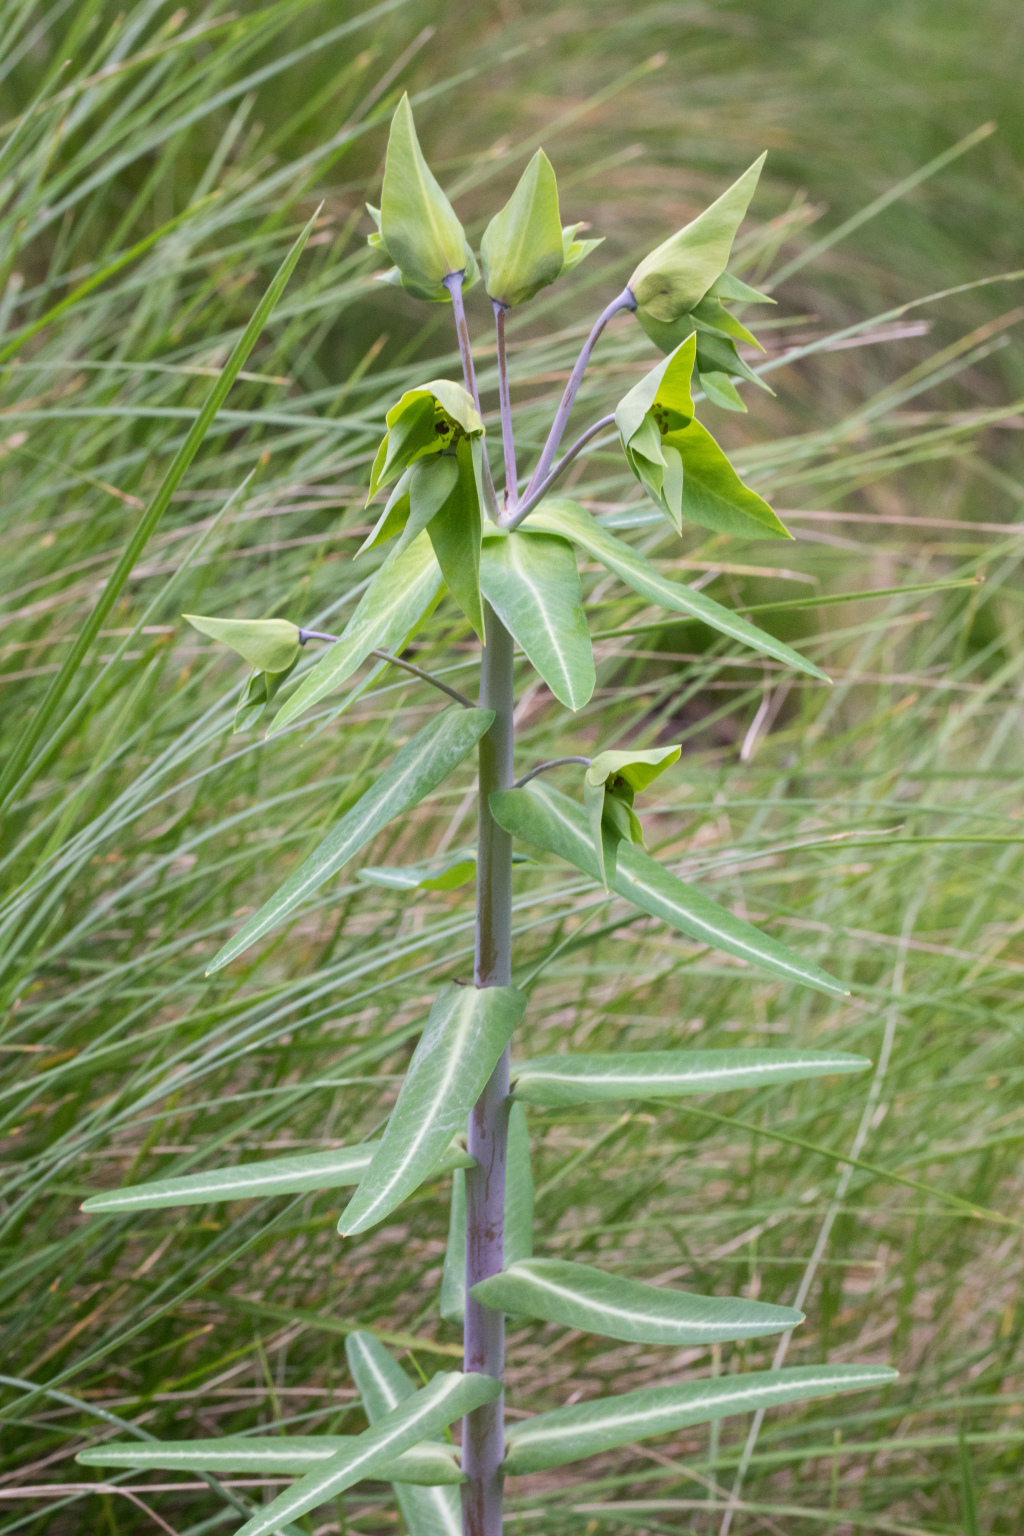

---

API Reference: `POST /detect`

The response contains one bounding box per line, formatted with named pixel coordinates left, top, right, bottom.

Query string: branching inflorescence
left=79, top=93, right=896, bottom=1536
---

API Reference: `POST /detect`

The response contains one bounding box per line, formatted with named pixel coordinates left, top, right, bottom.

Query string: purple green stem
left=523, top=285, right=635, bottom=500
left=445, top=270, right=500, bottom=521
left=492, top=301, right=517, bottom=509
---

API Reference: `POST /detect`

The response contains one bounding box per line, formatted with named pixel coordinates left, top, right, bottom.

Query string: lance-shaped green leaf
left=441, top=1101, right=534, bottom=1325
left=511, top=1049, right=870, bottom=1108
left=560, top=222, right=603, bottom=276
left=471, top=1259, right=802, bottom=1344
left=628, top=155, right=766, bottom=323
left=481, top=150, right=566, bottom=308
left=584, top=745, right=681, bottom=888
left=79, top=1142, right=475, bottom=1216
left=232, top=1372, right=500, bottom=1536
left=209, top=708, right=493, bottom=972
left=489, top=781, right=846, bottom=997
left=428, top=436, right=485, bottom=639
left=668, top=416, right=791, bottom=539
left=347, top=1332, right=465, bottom=1534
left=340, top=983, right=527, bottom=1235
left=360, top=456, right=460, bottom=556
left=479, top=530, right=595, bottom=710
left=368, top=380, right=483, bottom=501
left=376, top=94, right=478, bottom=303
left=183, top=615, right=301, bottom=673
left=77, top=1438, right=463, bottom=1485
left=502, top=1363, right=896, bottom=1474
left=614, top=336, right=696, bottom=534
left=528, top=499, right=825, bottom=680
left=270, top=533, right=443, bottom=732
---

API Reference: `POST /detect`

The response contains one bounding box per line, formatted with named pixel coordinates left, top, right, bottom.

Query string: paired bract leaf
left=628, top=155, right=766, bottom=323
left=360, top=456, right=460, bottom=557
left=481, top=150, right=565, bottom=308
left=183, top=615, right=301, bottom=673
left=270, top=533, right=444, bottom=732
left=479, top=530, right=595, bottom=710
left=79, top=1142, right=473, bottom=1215
left=471, top=1258, right=802, bottom=1344
left=613, top=340, right=788, bottom=536
left=528, top=499, right=826, bottom=678
left=209, top=708, right=493, bottom=972
left=232, top=1372, right=499, bottom=1536
left=441, top=1101, right=534, bottom=1324
left=376, top=95, right=477, bottom=303
left=368, top=380, right=483, bottom=500
left=347, top=1332, right=465, bottom=1534
left=502, top=1363, right=897, bottom=1474
left=234, top=661, right=298, bottom=734
left=584, top=745, right=681, bottom=888
left=489, top=780, right=847, bottom=996
left=340, top=983, right=527, bottom=1235
left=560, top=221, right=603, bottom=276
left=512, top=1049, right=870, bottom=1107
left=427, top=436, right=485, bottom=638
left=77, top=1438, right=463, bottom=1485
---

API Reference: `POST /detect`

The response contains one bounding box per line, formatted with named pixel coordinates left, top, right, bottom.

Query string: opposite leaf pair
left=370, top=96, right=600, bottom=310
left=584, top=745, right=681, bottom=888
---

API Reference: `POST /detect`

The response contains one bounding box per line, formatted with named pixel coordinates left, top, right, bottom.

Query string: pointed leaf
left=586, top=746, right=681, bottom=794
left=340, top=983, right=527, bottom=1235
left=183, top=616, right=301, bottom=674
left=614, top=335, right=696, bottom=447
left=369, top=382, right=484, bottom=499
left=628, top=155, right=766, bottom=322
left=528, top=499, right=826, bottom=680
left=489, top=781, right=847, bottom=996
left=699, top=369, right=748, bottom=412
left=441, top=1101, right=533, bottom=1324
left=502, top=1363, right=897, bottom=1474
left=512, top=1049, right=869, bottom=1107
left=428, top=439, right=484, bottom=638
left=561, top=223, right=604, bottom=275
left=380, top=95, right=476, bottom=302
left=665, top=417, right=791, bottom=539
left=481, top=149, right=565, bottom=308
left=471, top=1259, right=802, bottom=1344
left=479, top=531, right=595, bottom=709
left=270, top=533, right=443, bottom=732
left=361, top=456, right=460, bottom=556
left=708, top=271, right=775, bottom=305
left=77, top=1438, right=463, bottom=1485
left=79, top=1142, right=474, bottom=1216
left=232, top=1372, right=499, bottom=1536
left=209, top=708, right=493, bottom=972
left=347, top=1332, right=465, bottom=1533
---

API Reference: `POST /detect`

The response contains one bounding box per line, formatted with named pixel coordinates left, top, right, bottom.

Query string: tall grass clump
left=1, top=4, right=1023, bottom=1535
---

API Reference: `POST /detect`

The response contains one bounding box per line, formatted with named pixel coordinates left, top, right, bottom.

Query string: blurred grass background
left=1, top=2, right=1023, bottom=1533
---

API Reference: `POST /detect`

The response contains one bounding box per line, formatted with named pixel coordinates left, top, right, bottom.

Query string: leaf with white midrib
left=502, top=1364, right=898, bottom=1474
left=347, top=1331, right=464, bottom=1534
left=528, top=498, right=828, bottom=680
left=471, top=1258, right=802, bottom=1344
left=207, top=707, right=493, bottom=973
left=489, top=781, right=847, bottom=997
left=340, top=983, right=526, bottom=1235
left=232, top=1372, right=500, bottom=1536
left=79, top=1142, right=475, bottom=1215
left=479, top=530, right=594, bottom=710
left=77, top=1438, right=464, bottom=1484
left=511, top=1049, right=869, bottom=1106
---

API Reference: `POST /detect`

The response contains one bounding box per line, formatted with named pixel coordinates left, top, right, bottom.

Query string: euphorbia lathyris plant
left=80, top=96, right=896, bottom=1536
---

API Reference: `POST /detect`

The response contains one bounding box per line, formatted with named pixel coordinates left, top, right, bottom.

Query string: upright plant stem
left=523, top=285, right=635, bottom=499
left=447, top=267, right=514, bottom=1536
left=463, top=605, right=514, bottom=1536
left=493, top=301, right=517, bottom=509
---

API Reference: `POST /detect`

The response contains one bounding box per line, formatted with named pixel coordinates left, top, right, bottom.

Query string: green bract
left=613, top=341, right=791, bottom=537
left=183, top=614, right=300, bottom=673
left=372, top=94, right=477, bottom=303
left=183, top=614, right=303, bottom=732
left=480, top=150, right=602, bottom=308
left=584, top=744, right=681, bottom=889
left=628, top=154, right=765, bottom=322
left=367, top=379, right=483, bottom=499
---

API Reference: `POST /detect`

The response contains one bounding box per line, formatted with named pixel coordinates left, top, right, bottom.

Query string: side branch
left=522, top=286, right=635, bottom=501
left=505, top=414, right=615, bottom=530
left=444, top=270, right=500, bottom=521
left=298, top=631, right=475, bottom=708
